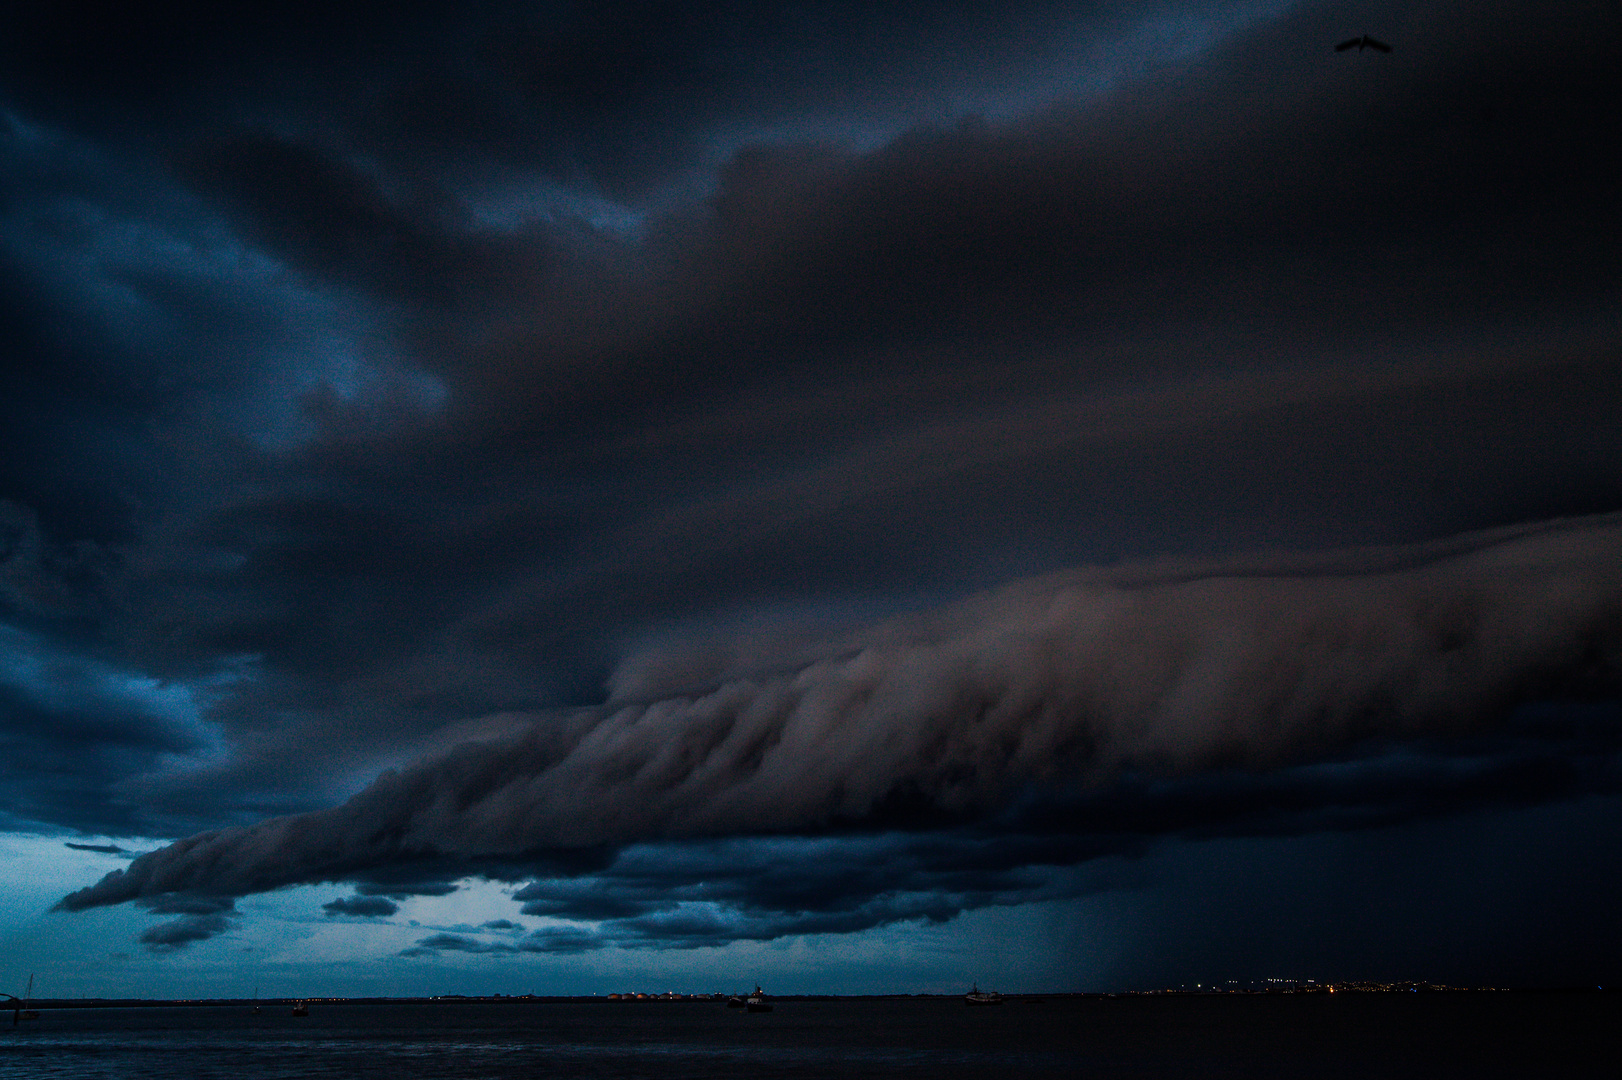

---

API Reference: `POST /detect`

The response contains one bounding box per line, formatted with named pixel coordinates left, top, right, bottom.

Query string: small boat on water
left=964, top=984, right=1005, bottom=1006
left=21, top=976, right=40, bottom=1021
left=745, top=986, right=773, bottom=1013
left=6, top=975, right=40, bottom=1025
left=725, top=995, right=745, bottom=1008
left=291, top=1001, right=310, bottom=1017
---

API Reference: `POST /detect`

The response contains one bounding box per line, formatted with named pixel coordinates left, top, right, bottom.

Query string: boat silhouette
left=964, top=983, right=1005, bottom=1005
left=4, top=975, right=40, bottom=1025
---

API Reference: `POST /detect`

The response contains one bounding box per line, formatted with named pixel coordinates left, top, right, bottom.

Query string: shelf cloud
left=59, top=514, right=1622, bottom=934
left=8, top=0, right=1622, bottom=983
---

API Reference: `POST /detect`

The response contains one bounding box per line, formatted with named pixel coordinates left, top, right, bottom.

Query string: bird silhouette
left=1336, top=35, right=1391, bottom=52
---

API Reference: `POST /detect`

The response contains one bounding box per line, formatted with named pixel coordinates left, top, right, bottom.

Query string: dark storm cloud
left=323, top=894, right=400, bottom=918
left=139, top=914, right=233, bottom=953
left=432, top=702, right=1622, bottom=948
left=0, top=617, right=219, bottom=833
left=6, top=0, right=1622, bottom=964
left=0, top=1, right=1279, bottom=192
left=134, top=895, right=238, bottom=952
left=352, top=880, right=460, bottom=900
left=512, top=879, right=667, bottom=923
left=0, top=501, right=114, bottom=628
left=64, top=842, right=129, bottom=855
left=402, top=928, right=604, bottom=956
left=140, top=894, right=236, bottom=917
left=503, top=835, right=1033, bottom=949
left=378, top=693, right=1622, bottom=953
left=56, top=515, right=1622, bottom=920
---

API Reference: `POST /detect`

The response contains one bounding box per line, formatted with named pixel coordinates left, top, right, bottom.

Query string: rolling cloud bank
left=59, top=515, right=1622, bottom=948
left=6, top=0, right=1622, bottom=981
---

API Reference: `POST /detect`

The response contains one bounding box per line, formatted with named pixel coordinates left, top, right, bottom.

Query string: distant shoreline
left=16, top=987, right=1616, bottom=1010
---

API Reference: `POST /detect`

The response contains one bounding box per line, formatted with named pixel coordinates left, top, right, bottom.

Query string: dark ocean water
left=2, top=994, right=1616, bottom=1079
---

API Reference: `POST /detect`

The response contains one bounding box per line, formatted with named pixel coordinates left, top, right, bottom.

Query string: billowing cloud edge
left=55, top=514, right=1622, bottom=946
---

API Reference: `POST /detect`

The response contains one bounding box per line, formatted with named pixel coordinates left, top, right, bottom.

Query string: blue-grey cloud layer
left=4, top=0, right=1621, bottom=971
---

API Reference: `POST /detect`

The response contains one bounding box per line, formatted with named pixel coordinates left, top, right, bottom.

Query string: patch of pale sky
left=0, top=835, right=154, bottom=997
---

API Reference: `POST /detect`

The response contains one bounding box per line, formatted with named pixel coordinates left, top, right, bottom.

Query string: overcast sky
left=3, top=0, right=1620, bottom=998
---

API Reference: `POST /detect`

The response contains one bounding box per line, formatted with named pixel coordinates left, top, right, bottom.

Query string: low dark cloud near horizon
left=55, top=517, right=1622, bottom=957
left=4, top=0, right=1622, bottom=977
left=63, top=842, right=129, bottom=855
left=322, top=894, right=400, bottom=918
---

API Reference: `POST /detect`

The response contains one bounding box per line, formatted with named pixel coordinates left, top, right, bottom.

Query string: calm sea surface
left=2, top=994, right=1616, bottom=1079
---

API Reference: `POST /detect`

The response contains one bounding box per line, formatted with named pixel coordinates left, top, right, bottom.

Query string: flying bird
left=1336, top=35, right=1391, bottom=52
